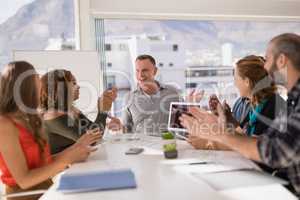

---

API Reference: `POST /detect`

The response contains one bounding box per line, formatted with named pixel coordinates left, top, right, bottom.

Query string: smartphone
left=125, top=148, right=144, bottom=155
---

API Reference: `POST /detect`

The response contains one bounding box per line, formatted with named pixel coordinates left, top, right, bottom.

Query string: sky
left=0, top=0, right=34, bottom=24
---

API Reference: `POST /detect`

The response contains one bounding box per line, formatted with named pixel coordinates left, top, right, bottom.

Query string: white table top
left=40, top=135, right=297, bottom=200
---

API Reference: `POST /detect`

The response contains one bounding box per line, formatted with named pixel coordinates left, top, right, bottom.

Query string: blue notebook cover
left=57, top=169, right=137, bottom=193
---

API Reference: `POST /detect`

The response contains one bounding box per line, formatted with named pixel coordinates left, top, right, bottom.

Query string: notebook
left=57, top=169, right=137, bottom=193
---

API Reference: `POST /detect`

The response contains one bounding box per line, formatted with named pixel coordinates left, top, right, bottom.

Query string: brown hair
left=40, top=69, right=74, bottom=112
left=136, top=54, right=156, bottom=66
left=270, top=33, right=300, bottom=70
left=236, top=55, right=277, bottom=105
left=0, top=61, right=46, bottom=151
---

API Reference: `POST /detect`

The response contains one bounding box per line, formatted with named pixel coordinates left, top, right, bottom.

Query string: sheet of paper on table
left=162, top=150, right=259, bottom=173
left=172, top=163, right=256, bottom=174
left=192, top=170, right=288, bottom=190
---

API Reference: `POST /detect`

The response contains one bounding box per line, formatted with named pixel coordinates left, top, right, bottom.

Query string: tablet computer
left=167, top=102, right=201, bottom=132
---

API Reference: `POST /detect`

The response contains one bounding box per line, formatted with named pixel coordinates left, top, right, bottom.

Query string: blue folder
left=57, top=169, right=137, bottom=193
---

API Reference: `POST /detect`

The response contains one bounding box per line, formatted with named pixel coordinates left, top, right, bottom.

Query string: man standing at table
left=119, top=54, right=181, bottom=135
left=180, top=33, right=300, bottom=196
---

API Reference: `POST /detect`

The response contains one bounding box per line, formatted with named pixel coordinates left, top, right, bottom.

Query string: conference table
left=40, top=134, right=297, bottom=200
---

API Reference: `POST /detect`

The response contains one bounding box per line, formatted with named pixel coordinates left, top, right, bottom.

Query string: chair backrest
left=1, top=190, right=46, bottom=199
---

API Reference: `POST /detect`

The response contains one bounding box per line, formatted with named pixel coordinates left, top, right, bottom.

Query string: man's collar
left=156, top=81, right=167, bottom=90
left=288, top=78, right=300, bottom=101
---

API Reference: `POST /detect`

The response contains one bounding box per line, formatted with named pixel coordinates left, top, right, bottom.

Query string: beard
left=269, top=59, right=287, bottom=86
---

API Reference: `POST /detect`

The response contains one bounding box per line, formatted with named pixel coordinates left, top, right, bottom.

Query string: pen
left=189, top=162, right=214, bottom=165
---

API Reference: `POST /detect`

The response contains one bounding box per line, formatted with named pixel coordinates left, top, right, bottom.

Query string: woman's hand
left=186, top=89, right=204, bottom=103
left=217, top=101, right=239, bottom=131
left=59, top=128, right=103, bottom=165
left=78, top=128, right=103, bottom=145
left=208, top=94, right=221, bottom=115
left=98, top=87, right=118, bottom=112
left=208, top=96, right=237, bottom=130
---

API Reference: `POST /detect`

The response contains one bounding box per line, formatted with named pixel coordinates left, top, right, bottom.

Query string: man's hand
left=180, top=106, right=260, bottom=161
left=179, top=106, right=225, bottom=142
left=187, top=135, right=211, bottom=149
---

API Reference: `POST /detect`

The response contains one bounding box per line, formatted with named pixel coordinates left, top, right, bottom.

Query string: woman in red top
left=0, top=61, right=102, bottom=200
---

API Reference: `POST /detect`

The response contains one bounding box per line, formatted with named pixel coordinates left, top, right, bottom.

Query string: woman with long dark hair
left=40, top=69, right=118, bottom=154
left=0, top=61, right=101, bottom=200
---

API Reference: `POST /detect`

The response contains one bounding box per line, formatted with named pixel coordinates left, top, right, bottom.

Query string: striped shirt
left=258, top=79, right=300, bottom=195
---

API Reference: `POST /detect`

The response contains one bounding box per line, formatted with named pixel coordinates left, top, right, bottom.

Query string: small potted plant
left=161, top=131, right=178, bottom=159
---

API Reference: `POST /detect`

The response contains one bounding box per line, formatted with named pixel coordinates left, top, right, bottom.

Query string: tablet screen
left=168, top=102, right=201, bottom=132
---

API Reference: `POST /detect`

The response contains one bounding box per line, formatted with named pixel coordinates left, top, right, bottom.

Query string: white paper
left=161, top=158, right=204, bottom=165
left=192, top=170, right=288, bottom=191
left=173, top=163, right=255, bottom=174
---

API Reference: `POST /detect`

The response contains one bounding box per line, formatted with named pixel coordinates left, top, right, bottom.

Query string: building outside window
left=96, top=19, right=300, bottom=116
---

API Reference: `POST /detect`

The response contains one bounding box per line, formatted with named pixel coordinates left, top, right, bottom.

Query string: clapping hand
left=208, top=94, right=221, bottom=115
left=217, top=100, right=239, bottom=131
left=179, top=106, right=225, bottom=142
left=187, top=135, right=210, bottom=149
left=186, top=89, right=204, bottom=103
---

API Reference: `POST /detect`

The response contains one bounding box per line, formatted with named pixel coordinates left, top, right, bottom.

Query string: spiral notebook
left=57, top=169, right=137, bottom=193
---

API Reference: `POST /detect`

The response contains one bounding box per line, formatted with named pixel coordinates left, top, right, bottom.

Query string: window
left=0, top=1, right=75, bottom=69
left=97, top=19, right=300, bottom=116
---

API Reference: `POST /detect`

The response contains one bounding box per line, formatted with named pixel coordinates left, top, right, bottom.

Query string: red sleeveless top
left=0, top=121, right=52, bottom=186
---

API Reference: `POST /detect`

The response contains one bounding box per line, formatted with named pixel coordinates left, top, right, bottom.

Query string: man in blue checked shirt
left=179, top=33, right=300, bottom=196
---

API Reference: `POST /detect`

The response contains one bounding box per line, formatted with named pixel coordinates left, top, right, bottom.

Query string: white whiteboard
left=13, top=50, right=103, bottom=115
